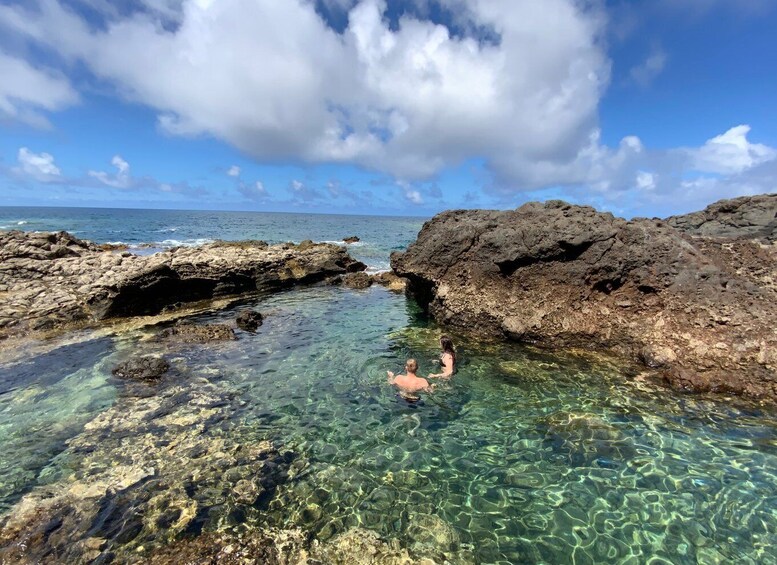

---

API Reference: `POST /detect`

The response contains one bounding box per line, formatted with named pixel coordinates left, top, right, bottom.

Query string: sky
left=0, top=0, right=776, bottom=218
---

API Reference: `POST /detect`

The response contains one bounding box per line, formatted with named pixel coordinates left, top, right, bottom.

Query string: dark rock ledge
left=391, top=195, right=777, bottom=402
left=0, top=231, right=365, bottom=339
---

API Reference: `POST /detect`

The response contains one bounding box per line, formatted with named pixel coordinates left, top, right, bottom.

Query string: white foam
left=317, top=240, right=366, bottom=247
left=16, top=221, right=27, bottom=225
left=158, top=238, right=214, bottom=247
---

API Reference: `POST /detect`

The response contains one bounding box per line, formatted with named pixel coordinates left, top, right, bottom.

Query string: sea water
left=0, top=206, right=425, bottom=272
left=1, top=208, right=776, bottom=564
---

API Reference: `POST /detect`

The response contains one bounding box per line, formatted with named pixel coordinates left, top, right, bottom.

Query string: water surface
left=1, top=284, right=775, bottom=564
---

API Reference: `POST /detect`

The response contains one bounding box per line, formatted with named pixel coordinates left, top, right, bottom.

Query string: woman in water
left=429, top=335, right=456, bottom=379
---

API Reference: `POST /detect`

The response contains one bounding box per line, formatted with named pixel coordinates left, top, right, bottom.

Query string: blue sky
left=1, top=0, right=775, bottom=217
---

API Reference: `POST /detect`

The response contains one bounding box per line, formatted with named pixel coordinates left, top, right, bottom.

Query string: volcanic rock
left=392, top=198, right=777, bottom=401
left=330, top=272, right=374, bottom=289
left=0, top=231, right=365, bottom=338
left=158, top=323, right=236, bottom=343
left=372, top=271, right=408, bottom=293
left=112, top=356, right=170, bottom=381
left=236, top=310, right=263, bottom=332
left=667, top=193, right=776, bottom=242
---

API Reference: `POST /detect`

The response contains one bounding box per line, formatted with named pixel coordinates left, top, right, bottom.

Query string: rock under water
left=391, top=196, right=777, bottom=402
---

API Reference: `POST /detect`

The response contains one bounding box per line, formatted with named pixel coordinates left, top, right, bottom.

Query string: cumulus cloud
left=14, top=147, right=62, bottom=181
left=227, top=165, right=241, bottom=177
left=518, top=124, right=777, bottom=217
left=397, top=180, right=424, bottom=204
left=0, top=50, right=79, bottom=128
left=0, top=0, right=608, bottom=186
left=689, top=125, right=777, bottom=175
left=89, top=155, right=132, bottom=188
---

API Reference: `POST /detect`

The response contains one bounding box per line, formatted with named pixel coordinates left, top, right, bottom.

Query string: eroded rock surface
left=158, top=322, right=237, bottom=343
left=112, top=356, right=170, bottom=381
left=667, top=193, right=776, bottom=242
left=392, top=199, right=777, bottom=401
left=0, top=372, right=294, bottom=564
left=236, top=309, right=263, bottom=332
left=0, top=231, right=364, bottom=338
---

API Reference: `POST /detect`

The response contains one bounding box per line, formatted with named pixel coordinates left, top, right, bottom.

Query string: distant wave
left=16, top=221, right=27, bottom=225
left=158, top=238, right=214, bottom=247
left=158, top=227, right=178, bottom=233
left=317, top=240, right=365, bottom=247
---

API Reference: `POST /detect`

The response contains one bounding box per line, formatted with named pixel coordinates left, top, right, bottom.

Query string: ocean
left=0, top=206, right=427, bottom=272
left=1, top=206, right=776, bottom=563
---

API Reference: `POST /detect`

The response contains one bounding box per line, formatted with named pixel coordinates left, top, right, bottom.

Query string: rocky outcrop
left=373, top=271, right=408, bottom=293
left=667, top=193, right=776, bottom=242
left=112, top=356, right=170, bottom=381
left=236, top=310, right=264, bottom=332
left=343, top=236, right=360, bottom=244
left=0, top=230, right=364, bottom=338
left=392, top=200, right=777, bottom=401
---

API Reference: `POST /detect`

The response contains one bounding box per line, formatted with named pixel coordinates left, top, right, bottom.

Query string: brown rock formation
left=392, top=198, right=777, bottom=401
left=0, top=231, right=364, bottom=338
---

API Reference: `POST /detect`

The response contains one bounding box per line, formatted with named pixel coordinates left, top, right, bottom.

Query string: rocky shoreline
left=0, top=231, right=367, bottom=340
left=392, top=194, right=777, bottom=402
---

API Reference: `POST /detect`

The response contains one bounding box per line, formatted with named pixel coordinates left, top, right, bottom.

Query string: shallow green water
left=1, top=285, right=776, bottom=563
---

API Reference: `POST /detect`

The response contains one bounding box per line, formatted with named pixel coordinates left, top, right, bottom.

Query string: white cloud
left=227, top=165, right=241, bottom=177
left=0, top=0, right=609, bottom=184
left=0, top=50, right=79, bottom=128
left=689, top=125, right=777, bottom=175
left=397, top=180, right=424, bottom=204
left=15, top=147, right=62, bottom=181
left=635, top=171, right=655, bottom=191
left=288, top=179, right=321, bottom=202
left=517, top=124, right=777, bottom=217
left=88, top=155, right=132, bottom=188
left=629, top=48, right=667, bottom=86
left=238, top=180, right=268, bottom=201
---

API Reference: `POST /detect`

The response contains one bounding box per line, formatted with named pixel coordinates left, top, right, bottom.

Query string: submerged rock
left=343, top=272, right=373, bottom=289
left=0, top=376, right=295, bottom=564
left=236, top=310, right=263, bottom=332
left=330, top=272, right=374, bottom=289
left=112, top=356, right=170, bottom=381
left=392, top=197, right=777, bottom=402
left=158, top=323, right=236, bottom=343
left=0, top=231, right=365, bottom=339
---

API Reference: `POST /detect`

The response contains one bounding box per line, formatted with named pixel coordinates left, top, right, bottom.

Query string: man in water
left=387, top=359, right=432, bottom=396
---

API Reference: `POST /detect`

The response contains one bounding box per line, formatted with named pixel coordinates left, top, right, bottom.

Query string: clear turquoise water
left=1, top=284, right=776, bottom=564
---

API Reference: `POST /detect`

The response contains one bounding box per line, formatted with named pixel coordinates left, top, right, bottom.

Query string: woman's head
left=405, top=359, right=418, bottom=373
left=440, top=335, right=455, bottom=355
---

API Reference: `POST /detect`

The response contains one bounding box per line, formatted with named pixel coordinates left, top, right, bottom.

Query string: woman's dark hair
left=440, top=335, right=456, bottom=363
